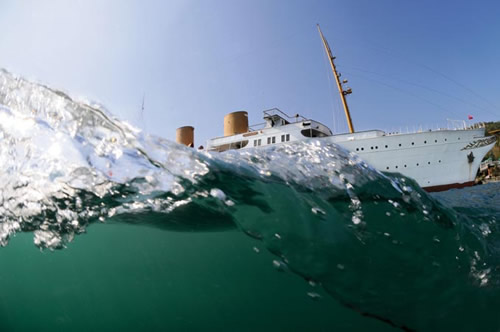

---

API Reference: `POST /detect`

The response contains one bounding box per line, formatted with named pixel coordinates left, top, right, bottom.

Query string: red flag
left=468, top=115, right=473, bottom=120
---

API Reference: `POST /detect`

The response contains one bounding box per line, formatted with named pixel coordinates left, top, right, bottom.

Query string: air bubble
left=210, top=188, right=226, bottom=200
left=307, top=292, right=322, bottom=301
left=272, top=260, right=286, bottom=272
left=311, top=207, right=325, bottom=215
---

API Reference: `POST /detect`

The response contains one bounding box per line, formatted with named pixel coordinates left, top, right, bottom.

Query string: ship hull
left=326, top=128, right=496, bottom=191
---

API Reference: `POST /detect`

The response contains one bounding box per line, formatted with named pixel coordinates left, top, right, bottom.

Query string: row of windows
left=255, top=134, right=290, bottom=147
left=385, top=160, right=442, bottom=170
left=355, top=138, right=457, bottom=152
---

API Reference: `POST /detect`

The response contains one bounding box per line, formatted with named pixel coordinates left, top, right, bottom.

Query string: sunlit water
left=0, top=69, right=499, bottom=331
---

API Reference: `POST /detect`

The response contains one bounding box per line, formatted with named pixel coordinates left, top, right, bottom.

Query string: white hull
left=326, top=129, right=495, bottom=190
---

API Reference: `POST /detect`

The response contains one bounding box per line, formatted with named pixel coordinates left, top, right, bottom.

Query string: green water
left=0, top=223, right=391, bottom=331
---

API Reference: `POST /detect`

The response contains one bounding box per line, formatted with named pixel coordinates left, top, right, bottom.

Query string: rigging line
left=342, top=65, right=499, bottom=117
left=357, top=41, right=500, bottom=111
left=319, top=34, right=339, bottom=133
left=337, top=92, right=345, bottom=133
left=344, top=71, right=463, bottom=118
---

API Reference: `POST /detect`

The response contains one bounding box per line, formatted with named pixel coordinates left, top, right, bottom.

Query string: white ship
left=177, top=26, right=496, bottom=192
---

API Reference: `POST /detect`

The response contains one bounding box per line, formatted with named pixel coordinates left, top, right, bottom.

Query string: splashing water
left=0, top=69, right=499, bottom=331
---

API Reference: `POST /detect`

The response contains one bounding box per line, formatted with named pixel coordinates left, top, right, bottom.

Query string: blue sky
left=0, top=0, right=499, bottom=146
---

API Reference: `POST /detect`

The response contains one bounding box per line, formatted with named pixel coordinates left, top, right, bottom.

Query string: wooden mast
left=317, top=24, right=355, bottom=133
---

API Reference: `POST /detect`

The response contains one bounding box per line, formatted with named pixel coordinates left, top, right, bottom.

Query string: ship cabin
left=206, top=108, right=333, bottom=152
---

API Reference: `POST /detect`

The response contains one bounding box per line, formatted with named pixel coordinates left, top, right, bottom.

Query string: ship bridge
left=261, top=108, right=332, bottom=137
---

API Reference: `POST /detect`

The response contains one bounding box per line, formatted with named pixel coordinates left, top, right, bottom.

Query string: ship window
left=404, top=164, right=407, bottom=167
left=458, top=137, right=460, bottom=140
left=272, top=136, right=276, bottom=144
left=371, top=146, right=373, bottom=150
left=231, top=140, right=249, bottom=149
left=286, top=134, right=290, bottom=141
left=386, top=167, right=389, bottom=170
left=416, top=163, right=419, bottom=166
left=424, top=141, right=427, bottom=144
left=411, top=142, right=414, bottom=145
left=438, top=160, right=441, bottom=163
left=300, top=129, right=328, bottom=138
left=395, top=166, right=398, bottom=169
left=385, top=145, right=388, bottom=148
left=281, top=135, right=285, bottom=142
left=267, top=137, right=271, bottom=145
left=428, top=161, right=431, bottom=164
left=361, top=147, right=364, bottom=151
left=213, top=140, right=249, bottom=152
left=356, top=148, right=359, bottom=151
left=375, top=146, right=378, bottom=149
left=399, top=143, right=402, bottom=147
left=435, top=140, right=437, bottom=143
left=445, top=138, right=447, bottom=142
left=254, top=140, right=257, bottom=147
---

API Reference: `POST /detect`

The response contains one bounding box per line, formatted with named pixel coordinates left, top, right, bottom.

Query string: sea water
left=0, top=69, right=499, bottom=331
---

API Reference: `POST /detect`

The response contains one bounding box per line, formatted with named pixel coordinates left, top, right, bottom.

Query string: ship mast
left=317, top=24, right=355, bottom=133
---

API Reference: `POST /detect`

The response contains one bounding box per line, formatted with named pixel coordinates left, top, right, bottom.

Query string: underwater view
left=0, top=69, right=499, bottom=331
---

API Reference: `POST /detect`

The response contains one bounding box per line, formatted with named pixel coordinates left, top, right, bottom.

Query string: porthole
left=458, top=137, right=460, bottom=140
left=371, top=147, right=373, bottom=150
left=399, top=143, right=402, bottom=147
left=411, top=142, right=414, bottom=145
left=386, top=167, right=389, bottom=170
left=356, top=148, right=359, bottom=151
left=428, top=161, right=431, bottom=164
left=416, top=163, right=419, bottom=166
left=361, top=147, right=364, bottom=151
left=445, top=139, right=447, bottom=142
left=424, top=141, right=427, bottom=144
left=375, top=146, right=378, bottom=149
left=438, top=160, right=441, bottom=163
left=395, top=166, right=398, bottom=169
left=404, top=164, right=407, bottom=167
left=435, top=140, right=437, bottom=143
left=385, top=145, right=388, bottom=148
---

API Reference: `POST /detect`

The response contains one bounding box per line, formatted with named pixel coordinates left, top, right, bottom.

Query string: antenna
left=141, top=93, right=145, bottom=115
left=139, top=93, right=146, bottom=130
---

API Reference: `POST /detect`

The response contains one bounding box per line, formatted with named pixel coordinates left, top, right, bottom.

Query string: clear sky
left=0, top=0, right=499, bottom=146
